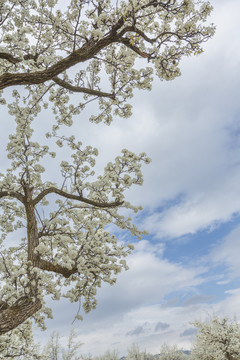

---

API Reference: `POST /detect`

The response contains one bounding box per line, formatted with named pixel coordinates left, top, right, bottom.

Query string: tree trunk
left=25, top=185, right=40, bottom=268
left=0, top=184, right=42, bottom=334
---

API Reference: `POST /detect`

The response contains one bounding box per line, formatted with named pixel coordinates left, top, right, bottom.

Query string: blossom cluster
left=191, top=316, right=240, bottom=359
left=0, top=96, right=150, bottom=329
left=0, top=0, right=214, bottom=126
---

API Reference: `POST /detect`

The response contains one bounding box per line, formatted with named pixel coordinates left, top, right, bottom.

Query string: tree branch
left=33, top=186, right=123, bottom=208
left=0, top=52, right=39, bottom=64
left=120, top=37, right=153, bottom=59
left=0, top=13, right=147, bottom=90
left=0, top=37, right=114, bottom=90
left=39, top=259, right=78, bottom=278
left=53, top=76, right=115, bottom=99
left=0, top=52, right=20, bottom=64
left=0, top=296, right=42, bottom=335
left=133, top=27, right=155, bottom=44
left=0, top=191, right=24, bottom=203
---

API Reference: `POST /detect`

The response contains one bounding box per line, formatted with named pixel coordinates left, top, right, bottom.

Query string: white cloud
left=35, top=240, right=208, bottom=355
left=92, top=240, right=206, bottom=316
left=142, top=173, right=240, bottom=238
left=208, top=225, right=240, bottom=279
left=71, top=288, right=240, bottom=357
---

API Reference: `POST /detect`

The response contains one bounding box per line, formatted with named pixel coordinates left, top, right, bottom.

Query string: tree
left=43, top=331, right=61, bottom=360
left=190, top=315, right=240, bottom=360
left=43, top=329, right=83, bottom=360
left=62, top=329, right=83, bottom=360
left=93, top=349, right=119, bottom=360
left=159, top=344, right=189, bottom=360
left=0, top=320, right=42, bottom=359
left=0, top=325, right=84, bottom=360
left=0, top=107, right=149, bottom=334
left=0, top=0, right=214, bottom=336
left=126, top=343, right=155, bottom=360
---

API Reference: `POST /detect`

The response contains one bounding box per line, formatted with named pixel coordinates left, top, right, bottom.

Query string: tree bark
left=33, top=186, right=123, bottom=207
left=0, top=183, right=42, bottom=335
left=39, top=259, right=78, bottom=278
left=0, top=38, right=113, bottom=90
left=0, top=297, right=42, bottom=335
left=23, top=184, right=40, bottom=269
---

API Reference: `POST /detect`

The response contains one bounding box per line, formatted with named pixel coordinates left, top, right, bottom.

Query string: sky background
left=2, top=0, right=240, bottom=357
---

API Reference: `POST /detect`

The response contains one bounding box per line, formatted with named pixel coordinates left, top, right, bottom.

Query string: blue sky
left=2, top=0, right=240, bottom=357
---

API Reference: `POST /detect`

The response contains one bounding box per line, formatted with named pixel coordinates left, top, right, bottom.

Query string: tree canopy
left=0, top=0, right=214, bottom=125
left=191, top=316, right=240, bottom=360
left=0, top=0, right=214, bottom=336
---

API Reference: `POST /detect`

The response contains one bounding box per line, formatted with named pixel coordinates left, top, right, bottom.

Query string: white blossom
left=0, top=0, right=214, bottom=342
left=191, top=315, right=240, bottom=360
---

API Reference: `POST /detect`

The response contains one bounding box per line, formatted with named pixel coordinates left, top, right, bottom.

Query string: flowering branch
left=0, top=191, right=24, bottom=203
left=32, top=187, right=123, bottom=207
left=52, top=77, right=116, bottom=99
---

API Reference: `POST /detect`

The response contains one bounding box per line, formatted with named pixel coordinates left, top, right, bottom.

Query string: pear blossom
left=191, top=315, right=240, bottom=360
left=0, top=0, right=214, bottom=341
